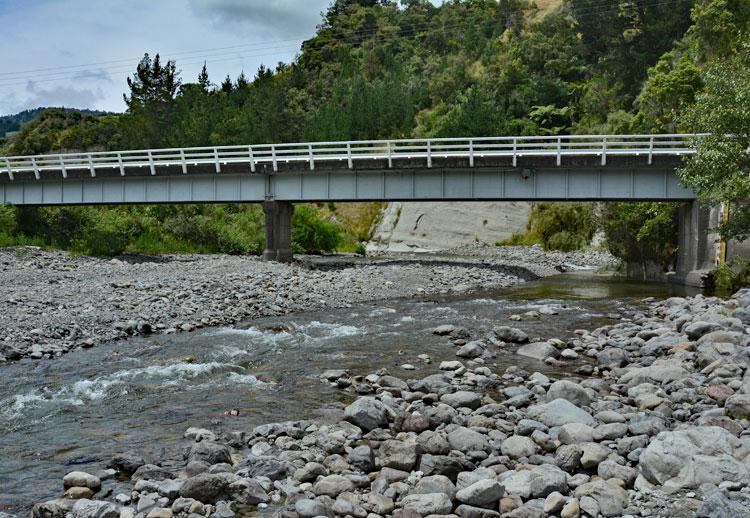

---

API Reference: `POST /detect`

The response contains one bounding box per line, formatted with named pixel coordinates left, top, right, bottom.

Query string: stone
left=295, top=498, right=330, bottom=518
left=441, top=390, right=482, bottom=410
left=543, top=492, right=566, bottom=514
left=70, top=500, right=119, bottom=518
left=561, top=498, right=580, bottom=518
left=413, top=475, right=457, bottom=500
left=546, top=380, right=591, bottom=407
left=725, top=394, right=750, bottom=418
left=379, top=440, right=418, bottom=471
left=447, top=426, right=490, bottom=452
left=573, top=480, right=628, bottom=517
left=456, top=341, right=487, bottom=359
left=558, top=423, right=594, bottom=444
left=63, top=472, right=101, bottom=491
left=417, top=430, right=451, bottom=455
left=500, top=435, right=538, bottom=458
left=593, top=423, right=628, bottom=441
left=109, top=452, right=146, bottom=475
left=313, top=474, right=354, bottom=497
left=498, top=470, right=532, bottom=500
left=348, top=445, right=375, bottom=473
left=233, top=455, right=289, bottom=480
left=455, top=480, right=505, bottom=508
left=493, top=326, right=529, bottom=343
left=517, top=342, right=559, bottom=361
left=145, top=509, right=172, bottom=518
left=345, top=397, right=389, bottom=431
left=618, top=359, right=689, bottom=387
left=419, top=454, right=466, bottom=480
left=131, top=464, right=174, bottom=482
left=527, top=399, right=595, bottom=427
left=579, top=442, right=611, bottom=469
left=228, top=478, right=270, bottom=505
left=433, top=325, right=456, bottom=336
left=597, top=460, right=637, bottom=487
left=185, top=441, right=231, bottom=466
left=455, top=504, right=500, bottom=518
left=368, top=492, right=395, bottom=515
left=528, top=464, right=568, bottom=498
left=294, top=462, right=327, bottom=482
left=684, top=321, right=722, bottom=340
left=178, top=473, right=230, bottom=503
left=399, top=493, right=453, bottom=515
left=639, top=426, right=750, bottom=490
left=694, top=488, right=749, bottom=518
left=440, top=360, right=465, bottom=371
left=64, top=487, right=95, bottom=499
left=184, top=427, right=217, bottom=442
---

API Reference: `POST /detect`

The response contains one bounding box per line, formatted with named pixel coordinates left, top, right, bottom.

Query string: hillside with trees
left=1, top=0, right=748, bottom=266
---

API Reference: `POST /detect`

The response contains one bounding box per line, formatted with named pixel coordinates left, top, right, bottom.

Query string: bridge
left=1, top=134, right=713, bottom=282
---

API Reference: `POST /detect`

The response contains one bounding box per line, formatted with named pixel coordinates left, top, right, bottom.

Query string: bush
left=500, top=202, right=596, bottom=251
left=292, top=205, right=342, bottom=253
left=711, top=259, right=750, bottom=296
left=70, top=209, right=141, bottom=256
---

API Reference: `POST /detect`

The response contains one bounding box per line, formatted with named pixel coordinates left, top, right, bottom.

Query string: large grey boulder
left=527, top=399, right=595, bottom=427
left=456, top=341, right=487, bottom=359
left=185, top=441, right=232, bottom=466
left=63, top=472, right=101, bottom=491
left=441, top=390, right=482, bottom=410
left=517, top=342, right=559, bottom=361
left=528, top=464, right=568, bottom=498
left=725, top=394, right=750, bottom=418
left=379, top=440, right=418, bottom=471
left=447, top=426, right=490, bottom=452
left=179, top=473, right=230, bottom=503
left=618, top=359, right=689, bottom=387
left=500, top=435, right=538, bottom=458
left=313, top=474, right=354, bottom=497
left=546, top=380, right=591, bottom=407
left=412, top=475, right=457, bottom=500
left=399, top=493, right=453, bottom=515
left=573, top=480, right=628, bottom=517
left=493, top=326, right=529, bottom=343
left=695, top=489, right=749, bottom=518
left=345, top=397, right=389, bottom=431
left=455, top=480, right=505, bottom=508
left=639, top=426, right=750, bottom=490
left=70, top=500, right=119, bottom=518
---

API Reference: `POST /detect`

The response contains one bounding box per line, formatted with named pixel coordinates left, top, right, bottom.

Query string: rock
left=32, top=499, right=74, bottom=518
left=399, top=493, right=454, bottom=515
left=109, top=452, right=146, bottom=475
left=417, top=430, right=451, bottom=455
left=573, top=480, right=628, bottom=517
left=345, top=397, right=389, bottom=431
left=433, top=325, right=456, bottom=336
left=544, top=492, right=566, bottom=514
left=131, top=464, right=174, bottom=482
left=493, top=326, right=529, bottom=343
left=63, top=472, right=101, bottom=491
left=413, top=475, right=457, bottom=500
left=527, top=399, right=595, bottom=427
left=456, top=479, right=505, bottom=508
left=546, top=380, right=591, bottom=407
left=145, top=510, right=172, bottom=518
left=64, top=487, right=95, bottom=499
left=500, top=435, right=538, bottom=458
left=70, top=500, right=119, bottom=518
left=618, top=358, right=689, bottom=387
left=440, top=360, right=465, bottom=371
left=419, top=454, right=466, bottom=479
left=447, top=426, right=490, bottom=452
left=368, top=492, right=395, bottom=514
left=228, top=478, right=270, bottom=505
left=684, top=321, right=722, bottom=340
left=558, top=423, right=594, bottom=445
left=528, top=464, right=568, bottom=498
left=185, top=441, right=232, bottom=466
left=441, top=390, right=482, bottom=410
left=178, top=473, right=230, bottom=503
left=455, top=504, right=500, bottom=518
left=313, top=474, right=354, bottom=497
left=561, top=498, right=580, bottom=518
left=498, top=470, right=532, bottom=499
left=725, top=394, right=750, bottom=418
left=695, top=488, right=749, bottom=518
left=457, top=341, right=487, bottom=359
left=639, top=426, right=750, bottom=490
left=295, top=498, right=330, bottom=518
left=597, top=460, right=637, bottom=487
left=379, top=440, right=418, bottom=471
left=579, top=442, right=611, bottom=469
left=184, top=427, right=217, bottom=442
left=517, top=342, right=559, bottom=361
left=233, top=455, right=289, bottom=480
left=348, top=445, right=375, bottom=473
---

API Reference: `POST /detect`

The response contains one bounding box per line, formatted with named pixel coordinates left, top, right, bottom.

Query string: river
left=0, top=272, right=693, bottom=513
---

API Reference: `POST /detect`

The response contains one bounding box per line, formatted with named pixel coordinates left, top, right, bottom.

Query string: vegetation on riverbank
left=1, top=0, right=748, bottom=263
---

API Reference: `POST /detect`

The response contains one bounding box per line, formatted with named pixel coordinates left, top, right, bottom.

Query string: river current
left=0, top=273, right=692, bottom=513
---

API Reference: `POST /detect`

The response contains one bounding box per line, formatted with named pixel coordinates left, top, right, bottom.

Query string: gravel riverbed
left=25, top=286, right=750, bottom=518
left=0, top=245, right=615, bottom=363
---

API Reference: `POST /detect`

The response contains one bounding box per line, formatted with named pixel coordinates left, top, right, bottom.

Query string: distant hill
left=0, top=107, right=109, bottom=138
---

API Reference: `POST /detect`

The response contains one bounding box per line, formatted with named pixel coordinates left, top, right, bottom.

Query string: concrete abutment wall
left=262, top=201, right=294, bottom=263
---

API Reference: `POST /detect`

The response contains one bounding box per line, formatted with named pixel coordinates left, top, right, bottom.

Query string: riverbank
left=26, top=287, right=750, bottom=518
left=0, top=245, right=615, bottom=362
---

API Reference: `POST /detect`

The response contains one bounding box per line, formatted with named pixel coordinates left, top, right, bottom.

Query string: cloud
left=188, top=0, right=331, bottom=37
left=5, top=81, right=107, bottom=113
left=71, top=69, right=114, bottom=83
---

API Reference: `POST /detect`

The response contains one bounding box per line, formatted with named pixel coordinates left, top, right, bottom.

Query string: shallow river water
left=0, top=273, right=693, bottom=513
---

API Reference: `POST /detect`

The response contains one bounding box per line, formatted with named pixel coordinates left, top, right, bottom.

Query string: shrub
left=292, top=205, right=343, bottom=253
left=500, top=202, right=596, bottom=251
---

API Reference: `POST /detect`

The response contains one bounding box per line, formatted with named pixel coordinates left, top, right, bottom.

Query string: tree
left=679, top=38, right=750, bottom=240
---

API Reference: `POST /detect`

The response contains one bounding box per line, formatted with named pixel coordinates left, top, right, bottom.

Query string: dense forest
left=1, top=0, right=749, bottom=267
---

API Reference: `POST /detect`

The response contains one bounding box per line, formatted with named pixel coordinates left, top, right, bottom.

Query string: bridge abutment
left=674, top=200, right=720, bottom=287
left=262, top=201, right=294, bottom=263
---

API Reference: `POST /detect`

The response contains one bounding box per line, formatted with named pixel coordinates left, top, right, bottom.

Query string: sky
left=0, top=0, right=354, bottom=115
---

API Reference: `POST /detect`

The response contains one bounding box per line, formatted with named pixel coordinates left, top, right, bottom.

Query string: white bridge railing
left=0, top=134, right=701, bottom=180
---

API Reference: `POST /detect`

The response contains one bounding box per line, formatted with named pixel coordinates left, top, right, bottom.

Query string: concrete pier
left=675, top=200, right=720, bottom=287
left=262, top=201, right=294, bottom=262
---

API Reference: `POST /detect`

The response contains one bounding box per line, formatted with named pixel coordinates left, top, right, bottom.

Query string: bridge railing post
left=272, top=145, right=278, bottom=172
left=648, top=136, right=654, bottom=165
left=59, top=155, right=67, bottom=178
left=601, top=137, right=607, bottom=166
left=427, top=139, right=432, bottom=168
left=309, top=144, right=315, bottom=171
left=179, top=149, right=187, bottom=174
left=347, top=142, right=353, bottom=169
left=147, top=151, right=155, bottom=176
left=469, top=139, right=474, bottom=167
left=89, top=154, right=97, bottom=177
left=213, top=148, right=221, bottom=173
left=512, top=137, right=518, bottom=167
left=556, top=137, right=562, bottom=166
left=248, top=146, right=256, bottom=173
left=4, top=158, right=13, bottom=181
left=31, top=157, right=40, bottom=180
left=387, top=141, right=393, bottom=168
left=117, top=153, right=125, bottom=176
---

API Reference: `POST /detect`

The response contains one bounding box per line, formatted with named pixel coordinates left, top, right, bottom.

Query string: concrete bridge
left=0, top=134, right=716, bottom=283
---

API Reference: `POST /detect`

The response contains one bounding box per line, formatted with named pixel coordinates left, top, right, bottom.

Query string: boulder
left=412, top=475, right=457, bottom=500
left=441, top=390, right=483, bottom=410
left=379, top=440, right=418, bottom=471
left=517, top=342, right=559, bottom=361
left=345, top=397, right=389, bottom=431
left=185, top=442, right=232, bottom=466
left=63, top=472, right=101, bottom=491
left=70, top=500, right=119, bottom=518
left=725, top=394, right=750, bottom=418
left=447, top=426, right=490, bottom=452
left=574, top=481, right=628, bottom=517
left=639, top=426, right=750, bottom=490
left=527, top=399, right=595, bottom=427
left=528, top=464, right=568, bottom=498
left=313, top=474, right=354, bottom=497
left=399, top=493, right=453, bottom=515
left=178, top=473, right=230, bottom=503
left=455, top=480, right=505, bottom=508
left=546, top=380, right=591, bottom=407
left=500, top=435, right=538, bottom=458
left=493, top=326, right=529, bottom=343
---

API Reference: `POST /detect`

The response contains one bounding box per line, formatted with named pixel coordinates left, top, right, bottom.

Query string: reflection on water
left=0, top=272, right=690, bottom=513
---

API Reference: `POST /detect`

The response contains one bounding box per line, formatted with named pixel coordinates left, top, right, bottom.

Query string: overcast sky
left=0, top=0, right=352, bottom=115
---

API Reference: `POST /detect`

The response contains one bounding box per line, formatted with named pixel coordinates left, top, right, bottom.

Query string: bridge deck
left=0, top=135, right=698, bottom=205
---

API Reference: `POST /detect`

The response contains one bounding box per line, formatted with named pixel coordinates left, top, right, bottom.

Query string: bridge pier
left=674, top=200, right=720, bottom=287
left=262, top=201, right=294, bottom=263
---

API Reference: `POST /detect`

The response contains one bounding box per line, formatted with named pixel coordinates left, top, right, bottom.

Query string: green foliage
left=500, top=202, right=596, bottom=251
left=292, top=205, right=343, bottom=254
left=711, top=259, right=750, bottom=296
left=678, top=39, right=750, bottom=241
left=599, top=202, right=679, bottom=273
